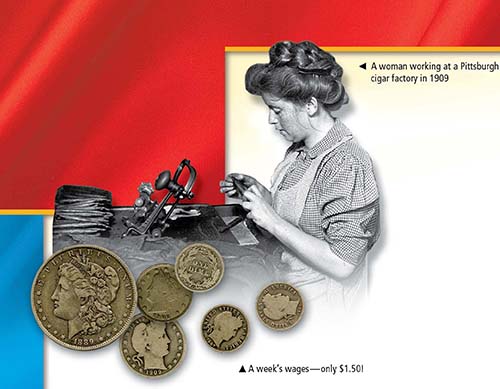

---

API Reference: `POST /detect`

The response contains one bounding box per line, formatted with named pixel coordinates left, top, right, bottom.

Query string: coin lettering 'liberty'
left=201, top=305, right=248, bottom=352
left=256, top=283, right=304, bottom=330
left=120, top=315, right=186, bottom=378
left=137, top=263, right=192, bottom=321
left=31, top=245, right=137, bottom=350
left=175, top=243, right=224, bottom=292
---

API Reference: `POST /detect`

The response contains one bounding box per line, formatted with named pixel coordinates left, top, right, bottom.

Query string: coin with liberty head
left=201, top=305, right=248, bottom=352
left=31, top=245, right=137, bottom=350
left=256, top=282, right=304, bottom=330
left=137, top=263, right=192, bottom=321
left=121, top=314, right=186, bottom=378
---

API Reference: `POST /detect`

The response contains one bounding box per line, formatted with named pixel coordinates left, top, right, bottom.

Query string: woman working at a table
left=221, top=41, right=380, bottom=309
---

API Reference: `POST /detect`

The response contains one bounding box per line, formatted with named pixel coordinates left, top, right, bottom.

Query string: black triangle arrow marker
left=360, top=63, right=367, bottom=70
left=239, top=365, right=246, bottom=373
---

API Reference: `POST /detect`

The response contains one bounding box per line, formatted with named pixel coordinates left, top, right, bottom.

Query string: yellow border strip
left=226, top=46, right=500, bottom=52
left=0, top=209, right=54, bottom=215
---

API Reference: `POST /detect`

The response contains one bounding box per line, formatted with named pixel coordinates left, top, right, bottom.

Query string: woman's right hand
left=220, top=173, right=271, bottom=203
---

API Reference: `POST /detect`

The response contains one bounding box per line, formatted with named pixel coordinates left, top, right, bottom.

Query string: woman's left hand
left=241, top=185, right=281, bottom=233
left=242, top=186, right=356, bottom=280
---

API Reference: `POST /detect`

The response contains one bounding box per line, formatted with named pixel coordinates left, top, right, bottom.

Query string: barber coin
left=256, top=282, right=304, bottom=330
left=175, top=243, right=224, bottom=292
left=31, top=245, right=137, bottom=350
left=137, top=263, right=192, bottom=321
left=201, top=305, right=248, bottom=352
left=121, top=314, right=186, bottom=378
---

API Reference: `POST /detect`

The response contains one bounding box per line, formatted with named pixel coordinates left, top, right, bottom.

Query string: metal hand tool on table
left=218, top=177, right=249, bottom=233
left=122, top=159, right=197, bottom=237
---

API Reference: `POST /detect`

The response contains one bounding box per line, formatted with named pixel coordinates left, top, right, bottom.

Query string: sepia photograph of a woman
left=221, top=41, right=380, bottom=310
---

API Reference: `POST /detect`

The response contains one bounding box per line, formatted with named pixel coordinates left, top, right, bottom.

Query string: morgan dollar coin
left=175, top=243, right=224, bottom=292
left=121, top=314, right=186, bottom=378
left=31, top=245, right=137, bottom=350
left=137, top=263, right=192, bottom=321
left=256, top=282, right=304, bottom=330
left=201, top=305, right=248, bottom=352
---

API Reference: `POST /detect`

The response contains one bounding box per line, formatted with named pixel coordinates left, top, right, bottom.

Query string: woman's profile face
left=219, top=321, right=239, bottom=342
left=51, top=276, right=80, bottom=321
left=149, top=324, right=171, bottom=358
left=261, top=93, right=309, bottom=143
left=212, top=312, right=243, bottom=344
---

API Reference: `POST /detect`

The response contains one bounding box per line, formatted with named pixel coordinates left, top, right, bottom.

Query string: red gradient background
left=1, top=0, right=499, bottom=209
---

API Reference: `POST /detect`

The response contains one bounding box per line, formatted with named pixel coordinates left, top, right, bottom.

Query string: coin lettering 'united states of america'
left=121, top=314, right=186, bottom=378
left=137, top=263, right=192, bottom=321
left=175, top=243, right=224, bottom=292
left=256, top=282, right=304, bottom=330
left=201, top=305, right=248, bottom=352
left=31, top=245, right=137, bottom=350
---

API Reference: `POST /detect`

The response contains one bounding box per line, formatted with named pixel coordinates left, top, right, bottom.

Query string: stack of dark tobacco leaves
left=54, top=185, right=113, bottom=235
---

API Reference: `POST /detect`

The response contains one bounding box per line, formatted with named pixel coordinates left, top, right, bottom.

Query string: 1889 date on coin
left=31, top=245, right=137, bottom=350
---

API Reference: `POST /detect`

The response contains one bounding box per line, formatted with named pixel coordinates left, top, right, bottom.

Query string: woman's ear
left=306, top=97, right=319, bottom=116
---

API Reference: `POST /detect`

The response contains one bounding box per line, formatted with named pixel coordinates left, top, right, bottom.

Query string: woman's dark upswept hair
left=245, top=41, right=348, bottom=112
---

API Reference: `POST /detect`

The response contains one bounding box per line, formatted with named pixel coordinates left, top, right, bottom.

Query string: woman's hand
left=220, top=173, right=272, bottom=203
left=241, top=185, right=280, bottom=232
left=240, top=184, right=356, bottom=280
